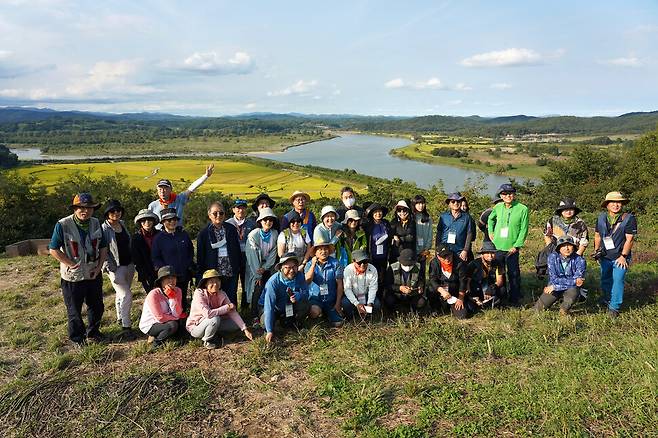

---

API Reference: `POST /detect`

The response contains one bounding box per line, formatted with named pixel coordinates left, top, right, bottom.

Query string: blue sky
left=0, top=0, right=656, bottom=117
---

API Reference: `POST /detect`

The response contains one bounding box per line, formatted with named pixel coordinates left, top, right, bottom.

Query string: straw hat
left=601, top=191, right=628, bottom=208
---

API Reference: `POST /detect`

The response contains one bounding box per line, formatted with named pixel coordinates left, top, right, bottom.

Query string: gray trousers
left=189, top=316, right=242, bottom=342
left=535, top=287, right=580, bottom=311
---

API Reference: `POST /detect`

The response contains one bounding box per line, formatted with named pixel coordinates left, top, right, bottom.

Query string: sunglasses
left=500, top=192, right=514, bottom=196
left=108, top=209, right=122, bottom=214
left=449, top=200, right=460, bottom=204
left=354, top=260, right=368, bottom=265
left=210, top=211, right=225, bottom=217
left=290, top=220, right=302, bottom=224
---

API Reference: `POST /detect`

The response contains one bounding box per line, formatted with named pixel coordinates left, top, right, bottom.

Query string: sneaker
left=204, top=341, right=218, bottom=350
left=87, top=333, right=105, bottom=343
left=251, top=318, right=261, bottom=330
left=607, top=308, right=620, bottom=318
left=147, top=336, right=156, bottom=344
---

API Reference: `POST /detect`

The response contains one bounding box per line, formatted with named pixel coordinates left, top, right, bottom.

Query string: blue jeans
left=600, top=257, right=627, bottom=311
left=309, top=296, right=344, bottom=323
left=495, top=250, right=521, bottom=304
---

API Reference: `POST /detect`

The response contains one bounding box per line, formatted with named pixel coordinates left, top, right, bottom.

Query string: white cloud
left=600, top=56, right=643, bottom=67
left=384, top=77, right=470, bottom=91
left=491, top=82, right=512, bottom=90
left=65, top=59, right=156, bottom=96
left=267, top=79, right=318, bottom=97
left=384, top=78, right=405, bottom=89
left=461, top=48, right=543, bottom=67
left=179, top=51, right=255, bottom=75
left=245, top=102, right=258, bottom=109
left=0, top=88, right=59, bottom=100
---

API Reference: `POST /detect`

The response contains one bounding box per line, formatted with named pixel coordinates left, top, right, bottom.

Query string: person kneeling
left=139, top=266, right=187, bottom=349
left=186, top=269, right=254, bottom=349
left=428, top=245, right=469, bottom=319
left=342, top=250, right=381, bottom=320
left=384, top=249, right=425, bottom=312
left=259, top=253, right=311, bottom=343
left=305, top=239, right=344, bottom=327
left=467, top=241, right=505, bottom=310
left=534, top=236, right=586, bottom=316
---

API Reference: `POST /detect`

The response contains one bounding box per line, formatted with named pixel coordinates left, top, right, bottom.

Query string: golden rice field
left=16, top=158, right=364, bottom=200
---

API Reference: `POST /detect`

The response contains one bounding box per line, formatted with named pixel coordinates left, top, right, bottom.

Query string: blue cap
left=496, top=183, right=516, bottom=196
left=233, top=199, right=248, bottom=207
left=445, top=192, right=465, bottom=203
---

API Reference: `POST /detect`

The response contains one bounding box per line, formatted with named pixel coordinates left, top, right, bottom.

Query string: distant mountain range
left=1, top=106, right=657, bottom=136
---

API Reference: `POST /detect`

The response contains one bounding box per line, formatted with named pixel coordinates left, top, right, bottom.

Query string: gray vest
left=58, top=215, right=103, bottom=282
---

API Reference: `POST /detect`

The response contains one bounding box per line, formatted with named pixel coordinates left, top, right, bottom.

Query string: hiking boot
left=559, top=308, right=570, bottom=317
left=87, top=333, right=105, bottom=344
left=607, top=308, right=620, bottom=318
left=147, top=336, right=156, bottom=344
left=68, top=339, right=86, bottom=350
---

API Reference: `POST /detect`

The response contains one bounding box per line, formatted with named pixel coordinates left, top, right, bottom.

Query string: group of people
left=48, top=164, right=638, bottom=348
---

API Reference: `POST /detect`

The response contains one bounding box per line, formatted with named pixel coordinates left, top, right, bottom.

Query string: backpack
left=535, top=242, right=555, bottom=279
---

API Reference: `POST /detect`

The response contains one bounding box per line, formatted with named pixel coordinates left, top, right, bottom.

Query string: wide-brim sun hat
left=394, top=200, right=411, bottom=211
left=351, top=249, right=369, bottom=263
left=103, top=199, right=125, bottom=218
left=289, top=190, right=311, bottom=204
left=365, top=202, right=388, bottom=218
left=197, top=269, right=222, bottom=289
left=69, top=192, right=100, bottom=210
left=445, top=192, right=465, bottom=204
left=555, top=236, right=578, bottom=251
left=160, top=207, right=179, bottom=223
left=134, top=208, right=160, bottom=224
left=252, top=193, right=276, bottom=212
left=555, top=198, right=582, bottom=216
left=477, top=241, right=497, bottom=254
left=256, top=207, right=277, bottom=223
left=342, top=209, right=362, bottom=224
left=601, top=191, right=629, bottom=208
left=155, top=265, right=177, bottom=287
left=311, top=236, right=335, bottom=254
left=320, top=205, right=338, bottom=220
left=276, top=252, right=300, bottom=270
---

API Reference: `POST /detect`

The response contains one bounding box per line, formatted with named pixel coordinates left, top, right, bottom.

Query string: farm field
left=15, top=157, right=363, bottom=201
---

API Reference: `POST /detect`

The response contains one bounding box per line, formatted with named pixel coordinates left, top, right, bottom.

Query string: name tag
left=447, top=296, right=457, bottom=305
left=364, top=305, right=373, bottom=314
left=603, top=236, right=615, bottom=250
left=376, top=244, right=384, bottom=255
left=447, top=232, right=457, bottom=244
left=218, top=247, right=228, bottom=257
left=417, top=238, right=424, bottom=247
left=285, top=304, right=294, bottom=317
left=319, top=284, right=329, bottom=296
left=500, top=227, right=509, bottom=238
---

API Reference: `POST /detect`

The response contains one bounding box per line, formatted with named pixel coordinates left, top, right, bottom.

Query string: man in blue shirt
left=305, top=238, right=344, bottom=327
left=593, top=191, right=638, bottom=318
left=259, top=252, right=310, bottom=342
left=436, top=192, right=475, bottom=261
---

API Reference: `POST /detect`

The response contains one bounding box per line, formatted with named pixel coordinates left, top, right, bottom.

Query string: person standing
left=436, top=192, right=475, bottom=262
left=277, top=211, right=312, bottom=265
left=477, top=197, right=503, bottom=243
left=335, top=209, right=368, bottom=266
left=131, top=209, right=161, bottom=293
left=225, top=199, right=257, bottom=308
left=544, top=198, right=589, bottom=256
left=147, top=164, right=214, bottom=228
left=245, top=208, right=280, bottom=321
left=389, top=200, right=416, bottom=263
left=151, top=208, right=195, bottom=310
left=251, top=193, right=276, bottom=219
left=336, top=186, right=365, bottom=223
left=487, top=184, right=529, bottom=306
left=363, top=203, right=391, bottom=300
left=101, top=200, right=135, bottom=331
left=594, top=191, right=637, bottom=318
left=280, top=190, right=317, bottom=243
left=49, top=193, right=108, bottom=346
left=412, top=195, right=433, bottom=279
left=197, top=201, right=242, bottom=305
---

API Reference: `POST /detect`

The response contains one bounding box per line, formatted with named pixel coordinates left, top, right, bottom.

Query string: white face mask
left=401, top=264, right=413, bottom=272
left=343, top=197, right=356, bottom=208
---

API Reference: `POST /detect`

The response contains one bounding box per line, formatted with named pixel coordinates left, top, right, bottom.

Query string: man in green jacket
left=487, top=184, right=529, bottom=306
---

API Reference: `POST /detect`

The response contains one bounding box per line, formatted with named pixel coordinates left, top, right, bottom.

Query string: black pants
left=177, top=274, right=191, bottom=311
left=238, top=252, right=248, bottom=309
left=147, top=320, right=179, bottom=343
left=427, top=284, right=468, bottom=319
left=61, top=276, right=104, bottom=343
left=385, top=292, right=425, bottom=311
left=250, top=270, right=271, bottom=320
left=371, top=259, right=388, bottom=301
left=535, top=287, right=580, bottom=311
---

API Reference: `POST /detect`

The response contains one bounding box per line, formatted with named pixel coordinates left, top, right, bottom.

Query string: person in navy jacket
left=196, top=201, right=242, bottom=305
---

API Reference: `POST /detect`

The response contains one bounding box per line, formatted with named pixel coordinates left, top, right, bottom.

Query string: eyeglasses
left=210, top=211, right=225, bottom=217
left=449, top=200, right=460, bottom=204
left=262, top=218, right=274, bottom=223
left=290, top=220, right=301, bottom=225
left=108, top=209, right=122, bottom=214
left=500, top=192, right=514, bottom=196
left=163, top=218, right=177, bottom=222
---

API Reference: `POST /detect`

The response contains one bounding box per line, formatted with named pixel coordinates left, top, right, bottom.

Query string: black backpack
left=535, top=242, right=555, bottom=279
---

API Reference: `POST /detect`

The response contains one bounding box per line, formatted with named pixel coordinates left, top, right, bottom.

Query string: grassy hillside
left=0, top=223, right=656, bottom=437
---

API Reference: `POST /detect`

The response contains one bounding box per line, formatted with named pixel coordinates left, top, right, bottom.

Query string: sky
left=0, top=0, right=657, bottom=117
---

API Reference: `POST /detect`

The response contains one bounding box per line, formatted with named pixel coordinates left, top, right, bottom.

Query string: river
left=11, top=134, right=512, bottom=194
left=255, top=134, right=512, bottom=194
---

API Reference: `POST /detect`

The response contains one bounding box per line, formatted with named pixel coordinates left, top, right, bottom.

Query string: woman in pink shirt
left=186, top=269, right=254, bottom=349
left=139, top=266, right=186, bottom=349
